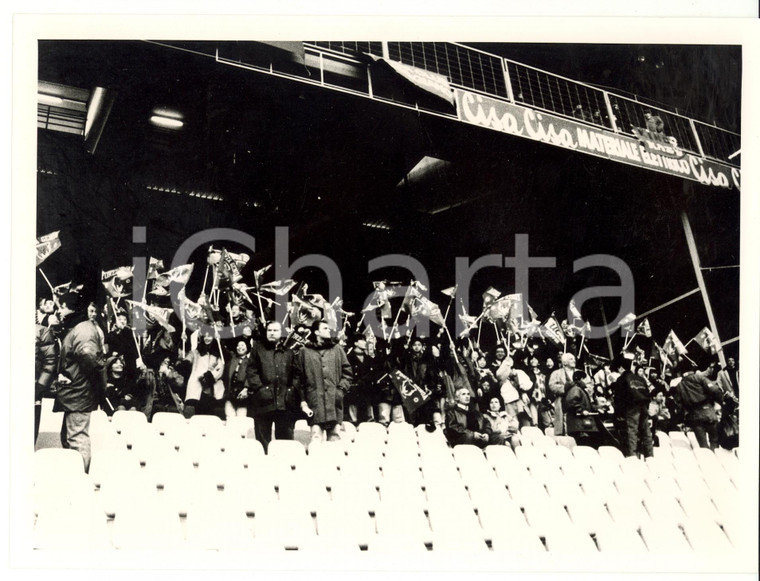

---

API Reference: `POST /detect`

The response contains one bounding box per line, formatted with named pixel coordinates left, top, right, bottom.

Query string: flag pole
left=442, top=294, right=455, bottom=325
left=578, top=333, right=586, bottom=359
left=201, top=264, right=210, bottom=296
left=131, top=329, right=144, bottom=366
left=597, top=298, right=614, bottom=360
left=38, top=268, right=57, bottom=299
left=443, top=325, right=460, bottom=364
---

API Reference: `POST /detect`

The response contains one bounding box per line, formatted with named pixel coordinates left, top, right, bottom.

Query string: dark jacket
left=612, top=370, right=650, bottom=414
left=224, top=352, right=251, bottom=401
left=245, top=340, right=296, bottom=415
left=444, top=405, right=493, bottom=447
left=673, top=372, right=723, bottom=423
left=56, top=319, right=107, bottom=412
left=293, top=340, right=353, bottom=425
left=347, top=351, right=377, bottom=404
left=35, top=323, right=59, bottom=398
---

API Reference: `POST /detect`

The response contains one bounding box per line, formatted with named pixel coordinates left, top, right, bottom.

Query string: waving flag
left=568, top=299, right=584, bottom=325
left=125, top=300, right=176, bottom=333
left=541, top=317, right=566, bottom=347
left=693, top=327, right=721, bottom=355
left=155, top=264, right=195, bottom=288
left=412, top=295, right=446, bottom=327
left=458, top=306, right=479, bottom=338
left=53, top=281, right=83, bottom=296
left=102, top=266, right=134, bottom=298
left=260, top=279, right=297, bottom=296
left=36, top=231, right=62, bottom=266
left=253, top=265, right=271, bottom=288
left=663, top=330, right=688, bottom=364
left=636, top=318, right=652, bottom=339
left=388, top=369, right=432, bottom=414
left=146, top=257, right=165, bottom=280
left=440, top=285, right=457, bottom=298
left=619, top=312, right=636, bottom=335
left=290, top=294, right=322, bottom=328
left=482, top=287, right=501, bottom=309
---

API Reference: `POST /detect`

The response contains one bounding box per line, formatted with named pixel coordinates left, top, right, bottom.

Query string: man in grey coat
left=293, top=320, right=353, bottom=442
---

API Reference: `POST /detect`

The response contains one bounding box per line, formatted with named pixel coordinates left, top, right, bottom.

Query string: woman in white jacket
left=183, top=329, right=226, bottom=419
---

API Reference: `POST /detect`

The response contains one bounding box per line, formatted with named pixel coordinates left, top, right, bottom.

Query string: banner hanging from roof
left=454, top=89, right=740, bottom=191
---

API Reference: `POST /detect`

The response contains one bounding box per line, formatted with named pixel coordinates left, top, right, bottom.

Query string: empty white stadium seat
left=34, top=502, right=111, bottom=551
left=188, top=414, right=225, bottom=438
left=639, top=521, right=693, bottom=553
left=315, top=502, right=376, bottom=547
left=252, top=502, right=317, bottom=549
left=185, top=497, right=254, bottom=550
left=224, top=416, right=255, bottom=439
left=111, top=409, right=149, bottom=434
left=34, top=448, right=86, bottom=482
left=267, top=439, right=307, bottom=468
left=594, top=525, right=649, bottom=554
left=542, top=523, right=598, bottom=554
left=151, top=411, right=188, bottom=435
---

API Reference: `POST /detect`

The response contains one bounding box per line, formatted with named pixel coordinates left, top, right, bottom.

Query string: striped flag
left=542, top=317, right=566, bottom=347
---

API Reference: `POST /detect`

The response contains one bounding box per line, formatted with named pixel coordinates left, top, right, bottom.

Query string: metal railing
left=271, top=41, right=741, bottom=168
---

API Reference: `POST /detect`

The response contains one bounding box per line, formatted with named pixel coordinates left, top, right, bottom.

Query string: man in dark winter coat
left=245, top=321, right=298, bottom=451
left=345, top=339, right=376, bottom=424
left=672, top=359, right=724, bottom=450
left=444, top=385, right=496, bottom=448
left=611, top=354, right=653, bottom=458
left=293, top=320, right=353, bottom=443
left=55, top=292, right=107, bottom=471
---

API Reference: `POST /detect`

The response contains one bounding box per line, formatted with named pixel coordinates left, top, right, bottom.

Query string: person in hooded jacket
left=293, top=319, right=353, bottom=443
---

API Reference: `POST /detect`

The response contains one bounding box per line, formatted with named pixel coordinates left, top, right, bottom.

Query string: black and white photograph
left=9, top=10, right=760, bottom=577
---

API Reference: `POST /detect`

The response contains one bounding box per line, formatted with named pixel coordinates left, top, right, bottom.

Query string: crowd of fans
left=34, top=273, right=740, bottom=472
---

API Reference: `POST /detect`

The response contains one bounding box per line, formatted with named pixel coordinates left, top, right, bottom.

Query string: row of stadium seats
left=32, top=411, right=740, bottom=553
